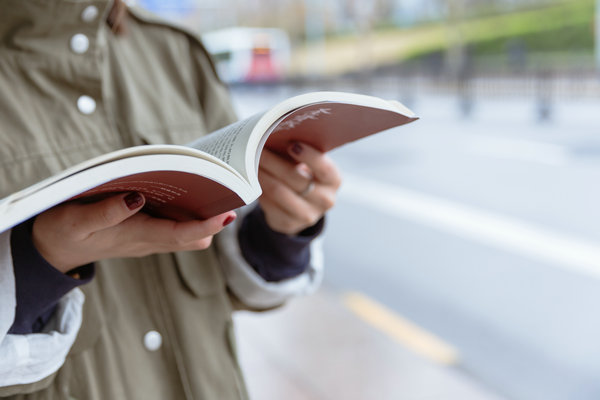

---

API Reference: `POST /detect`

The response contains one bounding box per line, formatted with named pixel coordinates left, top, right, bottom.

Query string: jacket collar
left=0, top=0, right=114, bottom=46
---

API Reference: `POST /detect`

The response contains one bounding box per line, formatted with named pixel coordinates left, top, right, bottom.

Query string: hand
left=258, top=142, right=342, bottom=235
left=32, top=192, right=236, bottom=273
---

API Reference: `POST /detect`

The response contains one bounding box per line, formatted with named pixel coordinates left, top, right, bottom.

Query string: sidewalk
left=234, top=288, right=506, bottom=400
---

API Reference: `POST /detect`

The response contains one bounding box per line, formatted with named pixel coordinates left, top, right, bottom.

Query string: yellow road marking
left=342, top=291, right=459, bottom=366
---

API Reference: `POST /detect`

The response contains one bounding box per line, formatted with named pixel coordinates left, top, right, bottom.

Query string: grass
left=289, top=0, right=596, bottom=76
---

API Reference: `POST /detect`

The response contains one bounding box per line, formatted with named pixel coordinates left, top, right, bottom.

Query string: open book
left=0, top=91, right=417, bottom=232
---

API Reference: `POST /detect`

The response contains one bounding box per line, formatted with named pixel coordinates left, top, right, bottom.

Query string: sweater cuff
left=238, top=205, right=324, bottom=282
left=8, top=219, right=94, bottom=334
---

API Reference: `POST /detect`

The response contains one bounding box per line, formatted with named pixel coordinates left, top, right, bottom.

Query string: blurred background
left=137, top=1, right=600, bottom=399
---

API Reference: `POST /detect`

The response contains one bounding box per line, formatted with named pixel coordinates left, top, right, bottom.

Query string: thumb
left=76, top=192, right=145, bottom=233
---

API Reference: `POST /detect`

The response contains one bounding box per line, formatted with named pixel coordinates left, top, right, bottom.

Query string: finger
left=259, top=170, right=321, bottom=224
left=259, top=149, right=313, bottom=194
left=145, top=211, right=237, bottom=248
left=302, top=184, right=337, bottom=212
left=288, top=142, right=341, bottom=188
left=259, top=196, right=321, bottom=235
left=260, top=164, right=337, bottom=215
left=73, top=192, right=145, bottom=234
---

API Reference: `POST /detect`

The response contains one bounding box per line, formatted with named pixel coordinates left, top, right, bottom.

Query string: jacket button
left=81, top=5, right=99, bottom=22
left=77, top=95, right=96, bottom=114
left=70, top=33, right=89, bottom=54
left=143, top=330, right=163, bottom=351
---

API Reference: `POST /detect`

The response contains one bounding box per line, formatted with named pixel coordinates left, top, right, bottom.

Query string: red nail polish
left=223, top=214, right=236, bottom=227
left=290, top=142, right=303, bottom=156
left=124, top=192, right=143, bottom=210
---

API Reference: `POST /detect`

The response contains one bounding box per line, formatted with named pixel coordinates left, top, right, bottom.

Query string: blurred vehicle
left=202, top=27, right=291, bottom=84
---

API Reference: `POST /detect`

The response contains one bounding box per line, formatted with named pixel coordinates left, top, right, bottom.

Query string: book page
left=3, top=144, right=238, bottom=205
left=264, top=102, right=417, bottom=156
left=0, top=154, right=256, bottom=233
left=189, top=91, right=418, bottom=191
left=188, top=112, right=264, bottom=181
left=239, top=92, right=418, bottom=191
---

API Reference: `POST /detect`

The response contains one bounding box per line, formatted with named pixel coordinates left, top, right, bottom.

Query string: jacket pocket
left=68, top=281, right=106, bottom=356
left=173, top=248, right=225, bottom=297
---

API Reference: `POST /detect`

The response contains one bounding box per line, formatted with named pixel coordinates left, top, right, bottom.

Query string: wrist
left=32, top=218, right=83, bottom=273
left=9, top=220, right=95, bottom=334
left=239, top=205, right=324, bottom=282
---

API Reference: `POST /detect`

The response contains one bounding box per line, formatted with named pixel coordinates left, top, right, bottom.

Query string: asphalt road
left=231, top=86, right=600, bottom=400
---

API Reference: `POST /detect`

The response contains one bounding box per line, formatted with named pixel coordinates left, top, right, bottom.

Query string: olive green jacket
left=0, top=2, right=322, bottom=399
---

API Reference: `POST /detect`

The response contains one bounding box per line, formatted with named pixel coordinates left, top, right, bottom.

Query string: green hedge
left=400, top=0, right=595, bottom=64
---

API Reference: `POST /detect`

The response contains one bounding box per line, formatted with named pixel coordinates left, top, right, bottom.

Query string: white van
left=202, top=27, right=292, bottom=84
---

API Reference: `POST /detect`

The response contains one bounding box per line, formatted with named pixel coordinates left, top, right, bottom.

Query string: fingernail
left=223, top=214, right=237, bottom=227
left=124, top=192, right=144, bottom=210
left=290, top=142, right=303, bottom=156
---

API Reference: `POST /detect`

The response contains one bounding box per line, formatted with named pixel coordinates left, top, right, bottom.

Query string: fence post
left=535, top=70, right=553, bottom=122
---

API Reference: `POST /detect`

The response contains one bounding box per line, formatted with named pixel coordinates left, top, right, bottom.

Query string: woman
left=0, top=1, right=341, bottom=398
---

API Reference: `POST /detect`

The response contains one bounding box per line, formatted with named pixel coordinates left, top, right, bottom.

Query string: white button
left=70, top=33, right=89, bottom=54
left=81, top=5, right=99, bottom=22
left=77, top=95, right=96, bottom=114
left=143, top=330, right=162, bottom=351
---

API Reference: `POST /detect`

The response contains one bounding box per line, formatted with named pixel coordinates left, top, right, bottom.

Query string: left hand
left=258, top=142, right=342, bottom=235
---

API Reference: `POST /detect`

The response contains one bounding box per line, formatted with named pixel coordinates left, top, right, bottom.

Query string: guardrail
left=235, top=69, right=600, bottom=120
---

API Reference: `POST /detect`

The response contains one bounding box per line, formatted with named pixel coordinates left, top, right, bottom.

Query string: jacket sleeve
left=0, top=229, right=85, bottom=392
left=214, top=204, right=325, bottom=310
left=0, top=231, right=16, bottom=341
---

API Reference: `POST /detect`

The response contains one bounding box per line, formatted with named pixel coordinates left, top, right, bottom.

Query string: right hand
left=32, top=192, right=236, bottom=274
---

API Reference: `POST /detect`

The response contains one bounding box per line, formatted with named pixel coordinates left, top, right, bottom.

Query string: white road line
left=341, top=174, right=600, bottom=279
left=465, top=136, right=570, bottom=166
